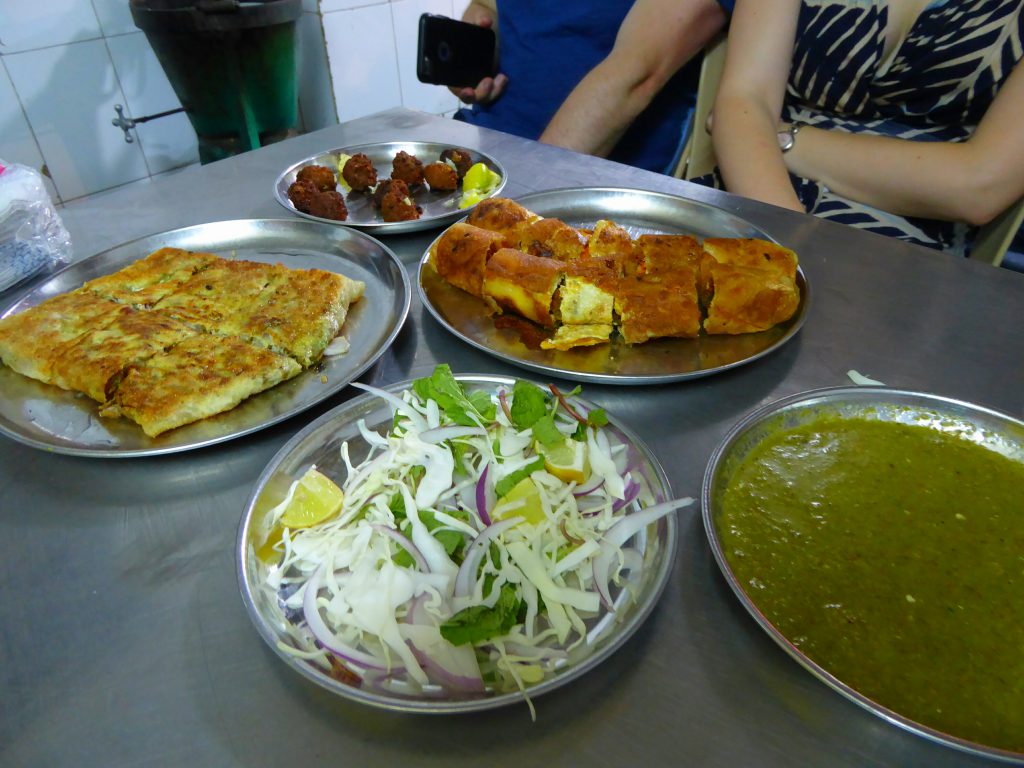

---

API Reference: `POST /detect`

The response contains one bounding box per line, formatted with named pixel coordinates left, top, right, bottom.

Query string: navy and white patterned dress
left=699, top=0, right=1023, bottom=254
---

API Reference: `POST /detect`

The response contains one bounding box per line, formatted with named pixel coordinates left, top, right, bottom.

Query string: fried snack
left=517, top=218, right=588, bottom=262
left=634, top=234, right=701, bottom=278
left=423, top=161, right=459, bottom=191
left=588, top=220, right=637, bottom=276
left=308, top=190, right=349, bottom=221
left=391, top=150, right=425, bottom=185
left=483, top=249, right=565, bottom=328
left=440, top=148, right=472, bottom=179
left=296, top=165, right=338, bottom=192
left=615, top=272, right=702, bottom=344
left=372, top=178, right=398, bottom=209
left=380, top=186, right=422, bottom=222
left=0, top=290, right=124, bottom=383
left=342, top=153, right=377, bottom=192
left=541, top=323, right=614, bottom=351
left=100, top=334, right=302, bottom=437
left=465, top=197, right=539, bottom=244
left=702, top=262, right=800, bottom=335
left=83, top=247, right=221, bottom=307
left=430, top=222, right=506, bottom=297
left=287, top=179, right=319, bottom=213
left=699, top=237, right=798, bottom=302
left=557, top=257, right=618, bottom=326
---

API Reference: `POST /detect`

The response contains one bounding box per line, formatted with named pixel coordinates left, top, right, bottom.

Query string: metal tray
left=237, top=374, right=679, bottom=713
left=274, top=140, right=507, bottom=235
left=417, top=187, right=809, bottom=385
left=702, top=387, right=1024, bottom=763
left=0, top=219, right=411, bottom=458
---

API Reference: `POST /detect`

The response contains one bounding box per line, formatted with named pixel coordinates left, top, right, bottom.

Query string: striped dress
left=700, top=0, right=1024, bottom=254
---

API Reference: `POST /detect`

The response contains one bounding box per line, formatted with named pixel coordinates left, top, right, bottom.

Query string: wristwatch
left=778, top=122, right=803, bottom=153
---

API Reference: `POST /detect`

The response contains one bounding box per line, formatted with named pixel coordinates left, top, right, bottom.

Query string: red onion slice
left=572, top=474, right=605, bottom=497
left=302, top=566, right=397, bottom=671
left=372, top=524, right=429, bottom=572
left=402, top=624, right=485, bottom=693
left=611, top=477, right=641, bottom=512
left=475, top=463, right=495, bottom=527
left=453, top=517, right=521, bottom=598
left=592, top=498, right=695, bottom=611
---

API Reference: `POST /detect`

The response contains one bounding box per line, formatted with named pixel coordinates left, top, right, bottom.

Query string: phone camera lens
left=438, top=41, right=452, bottom=62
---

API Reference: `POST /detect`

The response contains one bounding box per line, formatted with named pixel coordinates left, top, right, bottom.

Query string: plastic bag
left=0, top=159, right=72, bottom=293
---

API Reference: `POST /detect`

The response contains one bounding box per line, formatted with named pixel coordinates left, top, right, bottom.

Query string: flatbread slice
left=557, top=257, right=618, bottom=326
left=516, top=218, right=588, bottom=262
left=50, top=306, right=196, bottom=402
left=541, top=323, right=613, bottom=351
left=615, top=273, right=701, bottom=344
left=430, top=223, right=506, bottom=297
left=0, top=289, right=124, bottom=383
left=702, top=263, right=800, bottom=335
left=464, top=197, right=539, bottom=244
left=699, top=238, right=798, bottom=304
left=238, top=268, right=365, bottom=366
left=635, top=234, right=701, bottom=278
left=101, top=334, right=302, bottom=437
left=483, top=248, right=565, bottom=329
left=588, top=220, right=638, bottom=276
left=83, top=247, right=221, bottom=306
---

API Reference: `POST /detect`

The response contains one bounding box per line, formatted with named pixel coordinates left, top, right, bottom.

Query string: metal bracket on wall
left=112, top=104, right=186, bottom=143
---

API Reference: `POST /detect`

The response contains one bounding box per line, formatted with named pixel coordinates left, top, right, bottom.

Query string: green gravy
left=718, top=416, right=1024, bottom=752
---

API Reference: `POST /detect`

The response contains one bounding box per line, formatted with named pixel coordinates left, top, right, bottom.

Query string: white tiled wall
left=0, top=0, right=471, bottom=204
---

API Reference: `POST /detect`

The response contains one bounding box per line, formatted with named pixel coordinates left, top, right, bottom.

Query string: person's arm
left=451, top=1, right=509, bottom=106
left=783, top=60, right=1024, bottom=226
left=711, top=0, right=803, bottom=212
left=538, top=0, right=727, bottom=159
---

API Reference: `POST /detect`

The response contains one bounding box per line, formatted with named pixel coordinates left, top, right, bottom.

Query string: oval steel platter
left=0, top=218, right=411, bottom=458
left=417, top=187, right=810, bottom=385
left=274, top=140, right=507, bottom=235
left=237, top=373, right=679, bottom=713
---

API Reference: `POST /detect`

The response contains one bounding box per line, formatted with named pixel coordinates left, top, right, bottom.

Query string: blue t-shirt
left=456, top=0, right=731, bottom=173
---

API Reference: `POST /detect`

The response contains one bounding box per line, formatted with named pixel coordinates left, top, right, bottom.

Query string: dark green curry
left=718, top=416, right=1024, bottom=752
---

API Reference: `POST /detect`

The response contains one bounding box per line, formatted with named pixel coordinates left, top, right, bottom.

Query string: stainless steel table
left=2, top=108, right=1022, bottom=768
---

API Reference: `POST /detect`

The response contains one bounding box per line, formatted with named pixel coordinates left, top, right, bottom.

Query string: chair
left=673, top=33, right=1024, bottom=267
left=672, top=33, right=727, bottom=181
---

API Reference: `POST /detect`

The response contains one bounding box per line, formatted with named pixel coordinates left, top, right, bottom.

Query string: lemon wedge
left=335, top=153, right=353, bottom=191
left=492, top=477, right=546, bottom=525
left=279, top=467, right=344, bottom=528
left=539, top=438, right=589, bottom=484
left=458, top=162, right=500, bottom=208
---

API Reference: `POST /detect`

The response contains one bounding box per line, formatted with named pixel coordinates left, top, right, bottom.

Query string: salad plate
left=274, top=140, right=507, bottom=235
left=417, top=187, right=810, bottom=385
left=0, top=219, right=410, bottom=457
left=237, top=370, right=682, bottom=713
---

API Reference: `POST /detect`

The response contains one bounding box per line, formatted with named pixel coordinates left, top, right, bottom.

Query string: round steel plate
left=274, top=140, right=507, bottom=235
left=417, top=187, right=809, bottom=385
left=237, top=374, right=679, bottom=713
left=0, top=219, right=411, bottom=457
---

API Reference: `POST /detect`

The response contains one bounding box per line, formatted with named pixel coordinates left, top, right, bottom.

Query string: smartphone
left=417, top=13, right=498, bottom=88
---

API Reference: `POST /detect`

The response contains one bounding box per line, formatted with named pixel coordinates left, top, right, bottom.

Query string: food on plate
left=423, top=161, right=459, bottom=191
left=257, top=364, right=691, bottom=703
left=380, top=184, right=422, bottom=222
left=428, top=197, right=801, bottom=349
left=717, top=415, right=1024, bottom=752
left=440, top=147, right=473, bottom=179
left=0, top=247, right=366, bottom=437
left=341, top=153, right=377, bottom=192
left=296, top=164, right=338, bottom=192
left=391, top=150, right=425, bottom=186
left=307, top=189, right=349, bottom=221
left=459, top=162, right=504, bottom=209
left=371, top=178, right=397, bottom=209
left=287, top=179, right=320, bottom=213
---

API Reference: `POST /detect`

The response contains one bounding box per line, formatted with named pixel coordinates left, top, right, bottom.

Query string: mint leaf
left=531, top=414, right=563, bottom=447
left=440, top=584, right=521, bottom=646
left=509, top=380, right=548, bottom=429
left=393, top=509, right=464, bottom=567
left=412, top=364, right=495, bottom=426
left=587, top=408, right=608, bottom=427
left=495, top=457, right=544, bottom=496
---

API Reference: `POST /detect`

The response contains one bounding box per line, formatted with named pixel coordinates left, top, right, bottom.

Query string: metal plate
left=274, top=140, right=507, bottom=235
left=417, top=187, right=809, bottom=385
left=702, top=387, right=1024, bottom=763
left=237, top=374, right=679, bottom=713
left=0, top=219, right=411, bottom=458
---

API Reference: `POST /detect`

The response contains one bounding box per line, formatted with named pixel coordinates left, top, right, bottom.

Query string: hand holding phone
left=417, top=14, right=499, bottom=89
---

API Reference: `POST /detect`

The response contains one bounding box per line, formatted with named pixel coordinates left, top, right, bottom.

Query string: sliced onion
left=611, top=477, right=642, bottom=512
left=324, top=335, right=350, bottom=356
left=498, top=389, right=512, bottom=422
left=303, top=566, right=396, bottom=671
left=572, top=474, right=605, bottom=497
left=372, top=524, right=429, bottom=572
left=592, top=497, right=695, bottom=611
left=351, top=381, right=427, bottom=432
left=453, top=517, right=521, bottom=598
left=420, top=425, right=486, bottom=444
left=475, top=463, right=495, bottom=527
left=402, top=624, right=485, bottom=693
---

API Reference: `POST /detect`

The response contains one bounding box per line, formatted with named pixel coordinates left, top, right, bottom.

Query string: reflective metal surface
left=238, top=374, right=678, bottom=713
left=418, top=187, right=809, bottom=384
left=0, top=219, right=411, bottom=457
left=702, top=387, right=1024, bottom=764
left=274, top=140, right=507, bottom=234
